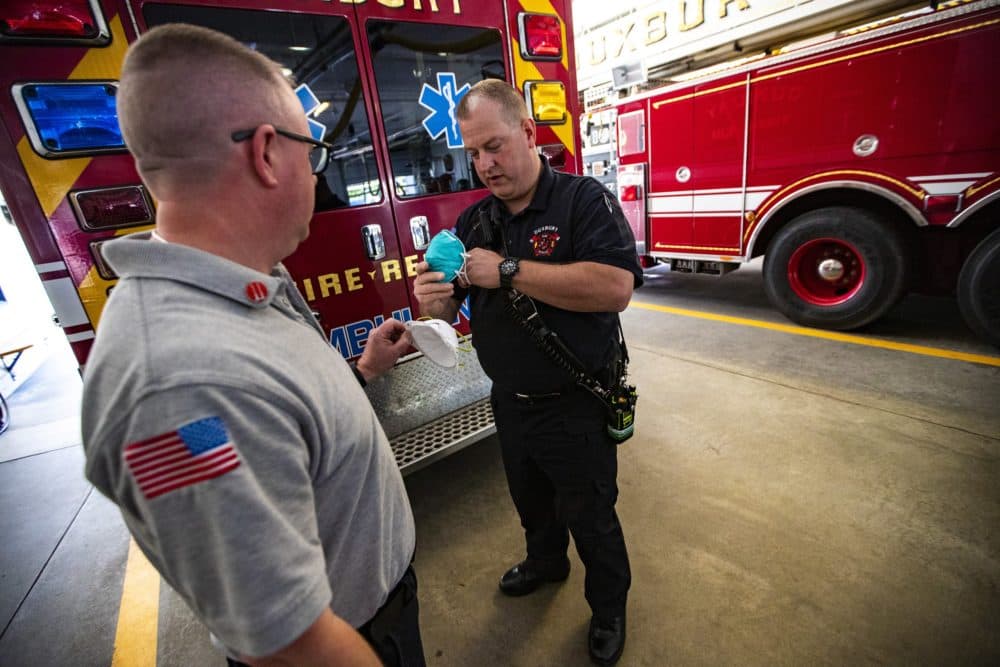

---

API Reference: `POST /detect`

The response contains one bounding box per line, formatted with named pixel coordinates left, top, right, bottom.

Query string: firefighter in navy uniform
left=414, top=80, right=642, bottom=667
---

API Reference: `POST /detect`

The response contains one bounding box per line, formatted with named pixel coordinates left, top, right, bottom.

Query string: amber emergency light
left=524, top=81, right=567, bottom=125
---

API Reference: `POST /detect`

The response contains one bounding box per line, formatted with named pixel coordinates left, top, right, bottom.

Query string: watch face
left=501, top=258, right=518, bottom=276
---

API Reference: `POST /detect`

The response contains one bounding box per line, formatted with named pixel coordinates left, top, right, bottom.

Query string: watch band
left=499, top=257, right=519, bottom=290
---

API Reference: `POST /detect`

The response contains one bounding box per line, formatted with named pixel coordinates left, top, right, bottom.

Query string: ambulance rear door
left=353, top=2, right=511, bottom=333
left=135, top=1, right=414, bottom=359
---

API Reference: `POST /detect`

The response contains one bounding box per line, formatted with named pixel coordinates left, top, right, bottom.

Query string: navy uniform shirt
left=453, top=156, right=643, bottom=394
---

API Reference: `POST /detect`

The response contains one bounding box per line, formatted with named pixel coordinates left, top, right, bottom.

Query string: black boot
left=588, top=613, right=625, bottom=666
left=498, top=558, right=570, bottom=596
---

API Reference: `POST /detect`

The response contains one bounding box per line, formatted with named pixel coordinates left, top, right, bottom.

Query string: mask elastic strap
left=455, top=252, right=470, bottom=286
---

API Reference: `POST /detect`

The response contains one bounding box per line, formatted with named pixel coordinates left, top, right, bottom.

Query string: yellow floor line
left=629, top=301, right=1000, bottom=368
left=112, top=539, right=159, bottom=667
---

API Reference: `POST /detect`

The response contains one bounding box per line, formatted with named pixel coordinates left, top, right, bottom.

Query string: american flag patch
left=124, top=416, right=241, bottom=500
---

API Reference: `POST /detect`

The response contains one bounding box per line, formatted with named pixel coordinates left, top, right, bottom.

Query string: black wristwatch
left=498, top=257, right=520, bottom=290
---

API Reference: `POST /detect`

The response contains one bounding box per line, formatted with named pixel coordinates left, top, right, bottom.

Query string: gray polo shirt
left=81, top=233, right=415, bottom=657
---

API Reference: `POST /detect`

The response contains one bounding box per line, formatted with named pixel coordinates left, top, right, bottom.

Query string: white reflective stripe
left=42, top=277, right=90, bottom=327
left=746, top=191, right=771, bottom=209
left=673, top=185, right=777, bottom=194
left=648, top=194, right=694, bottom=213
left=649, top=188, right=777, bottom=214
left=651, top=212, right=743, bottom=218
left=34, top=261, right=67, bottom=273
left=66, top=330, right=96, bottom=343
left=673, top=186, right=741, bottom=194
left=693, top=193, right=742, bottom=212
left=919, top=181, right=976, bottom=195
left=908, top=172, right=991, bottom=181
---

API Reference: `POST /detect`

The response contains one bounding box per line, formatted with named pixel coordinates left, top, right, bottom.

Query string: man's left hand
left=355, top=319, right=411, bottom=382
left=462, top=247, right=504, bottom=289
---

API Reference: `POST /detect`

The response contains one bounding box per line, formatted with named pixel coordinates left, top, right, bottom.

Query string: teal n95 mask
left=425, top=229, right=468, bottom=283
left=405, top=319, right=459, bottom=368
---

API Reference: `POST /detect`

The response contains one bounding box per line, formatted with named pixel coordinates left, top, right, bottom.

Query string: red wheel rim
left=787, top=237, right=865, bottom=306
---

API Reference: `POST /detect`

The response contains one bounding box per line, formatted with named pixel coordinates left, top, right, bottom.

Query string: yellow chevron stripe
left=79, top=266, right=115, bottom=330
left=19, top=15, right=130, bottom=218
left=70, top=14, right=128, bottom=80
left=17, top=139, right=90, bottom=219
left=512, top=38, right=575, bottom=156
left=518, top=0, right=569, bottom=71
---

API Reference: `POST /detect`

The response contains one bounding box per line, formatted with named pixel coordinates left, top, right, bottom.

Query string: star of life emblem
left=419, top=72, right=471, bottom=148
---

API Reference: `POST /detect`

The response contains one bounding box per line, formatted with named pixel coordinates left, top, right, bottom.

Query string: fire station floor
left=1, top=263, right=999, bottom=666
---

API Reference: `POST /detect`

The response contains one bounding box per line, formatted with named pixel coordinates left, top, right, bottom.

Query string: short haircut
left=117, top=23, right=291, bottom=185
left=456, top=79, right=528, bottom=128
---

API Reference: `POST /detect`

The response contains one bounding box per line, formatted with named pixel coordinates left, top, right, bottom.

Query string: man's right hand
left=414, top=261, right=459, bottom=321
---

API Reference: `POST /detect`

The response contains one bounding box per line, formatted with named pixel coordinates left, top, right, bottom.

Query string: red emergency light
left=539, top=144, right=566, bottom=169
left=519, top=13, right=562, bottom=59
left=70, top=186, right=155, bottom=231
left=1, top=1, right=99, bottom=38
left=619, top=185, right=641, bottom=202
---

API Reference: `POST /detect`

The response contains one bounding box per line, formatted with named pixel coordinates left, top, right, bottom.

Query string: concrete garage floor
left=409, top=346, right=999, bottom=665
left=1, top=266, right=998, bottom=666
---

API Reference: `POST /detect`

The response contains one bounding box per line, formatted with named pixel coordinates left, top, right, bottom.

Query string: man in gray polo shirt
left=81, top=24, right=422, bottom=666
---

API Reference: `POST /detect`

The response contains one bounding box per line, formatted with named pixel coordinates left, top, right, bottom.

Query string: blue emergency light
left=15, top=82, right=124, bottom=157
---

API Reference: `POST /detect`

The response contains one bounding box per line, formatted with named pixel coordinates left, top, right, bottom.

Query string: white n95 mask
left=405, top=319, right=460, bottom=368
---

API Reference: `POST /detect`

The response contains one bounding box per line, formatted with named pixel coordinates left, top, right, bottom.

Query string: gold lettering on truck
left=381, top=259, right=403, bottom=282
left=299, top=254, right=421, bottom=302
left=645, top=11, right=667, bottom=46
left=319, top=273, right=343, bottom=298
left=347, top=0, right=462, bottom=12
left=679, top=0, right=705, bottom=32
left=345, top=267, right=363, bottom=292
left=405, top=254, right=419, bottom=277
left=719, top=0, right=751, bottom=19
left=613, top=21, right=636, bottom=59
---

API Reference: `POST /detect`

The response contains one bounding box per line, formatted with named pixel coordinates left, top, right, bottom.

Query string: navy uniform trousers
left=226, top=566, right=425, bottom=667
left=491, top=384, right=631, bottom=618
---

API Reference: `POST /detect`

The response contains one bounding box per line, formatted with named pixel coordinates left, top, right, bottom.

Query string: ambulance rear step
left=391, top=398, right=495, bottom=475
left=363, top=343, right=495, bottom=475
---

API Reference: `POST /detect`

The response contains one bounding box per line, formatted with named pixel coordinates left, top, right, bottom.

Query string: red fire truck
left=0, top=0, right=581, bottom=470
left=604, top=0, right=1000, bottom=344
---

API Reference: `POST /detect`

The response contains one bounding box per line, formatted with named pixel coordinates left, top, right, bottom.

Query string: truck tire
left=957, top=226, right=1000, bottom=347
left=763, top=206, right=909, bottom=331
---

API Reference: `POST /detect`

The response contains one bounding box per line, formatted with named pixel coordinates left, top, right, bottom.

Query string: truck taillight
left=1, top=1, right=100, bottom=38
left=620, top=185, right=640, bottom=202
left=539, top=144, right=566, bottom=170
left=70, top=186, right=155, bottom=231
left=518, top=13, right=562, bottom=60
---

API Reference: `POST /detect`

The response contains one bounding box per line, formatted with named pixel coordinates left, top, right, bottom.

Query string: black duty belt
left=511, top=391, right=563, bottom=403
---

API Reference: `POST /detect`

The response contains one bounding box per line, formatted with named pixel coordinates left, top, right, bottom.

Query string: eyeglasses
left=231, top=126, right=332, bottom=175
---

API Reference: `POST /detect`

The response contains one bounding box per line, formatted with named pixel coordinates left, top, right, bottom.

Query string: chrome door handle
left=361, top=224, right=386, bottom=260
left=410, top=215, right=430, bottom=250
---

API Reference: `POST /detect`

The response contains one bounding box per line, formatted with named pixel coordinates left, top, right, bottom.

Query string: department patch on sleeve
left=124, top=416, right=241, bottom=500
